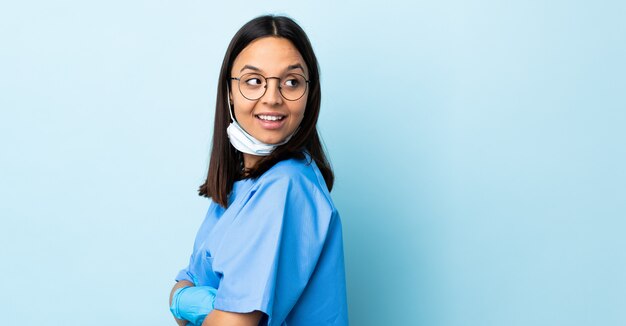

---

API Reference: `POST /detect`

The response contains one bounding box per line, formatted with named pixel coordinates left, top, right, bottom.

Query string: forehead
left=232, top=37, right=307, bottom=75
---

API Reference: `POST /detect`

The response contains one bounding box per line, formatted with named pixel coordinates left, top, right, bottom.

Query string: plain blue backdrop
left=1, top=1, right=624, bottom=325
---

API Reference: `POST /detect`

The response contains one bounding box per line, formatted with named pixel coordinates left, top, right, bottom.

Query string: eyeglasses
left=230, top=73, right=310, bottom=101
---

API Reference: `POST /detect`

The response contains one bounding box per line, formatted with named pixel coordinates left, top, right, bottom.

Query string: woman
left=168, top=15, right=349, bottom=326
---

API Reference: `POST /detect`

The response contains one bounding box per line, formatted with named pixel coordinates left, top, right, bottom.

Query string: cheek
left=294, top=99, right=307, bottom=119
left=233, top=99, right=255, bottom=116
left=292, top=106, right=306, bottom=125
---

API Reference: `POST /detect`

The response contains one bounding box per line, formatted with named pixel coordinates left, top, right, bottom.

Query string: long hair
left=198, top=15, right=334, bottom=208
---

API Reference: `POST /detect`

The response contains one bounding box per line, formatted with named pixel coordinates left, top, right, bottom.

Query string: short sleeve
left=174, top=265, right=196, bottom=284
left=174, top=203, right=221, bottom=286
left=211, top=171, right=333, bottom=325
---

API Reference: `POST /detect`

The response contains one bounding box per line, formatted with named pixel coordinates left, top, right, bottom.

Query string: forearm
left=201, top=309, right=264, bottom=326
left=170, top=280, right=194, bottom=326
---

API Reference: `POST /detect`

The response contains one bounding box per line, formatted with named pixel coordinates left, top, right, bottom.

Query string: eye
left=245, top=77, right=262, bottom=86
left=284, top=78, right=300, bottom=88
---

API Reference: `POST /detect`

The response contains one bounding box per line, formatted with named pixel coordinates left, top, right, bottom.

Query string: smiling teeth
left=258, top=115, right=284, bottom=121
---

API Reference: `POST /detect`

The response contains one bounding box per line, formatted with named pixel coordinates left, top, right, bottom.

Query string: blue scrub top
left=175, top=154, right=349, bottom=326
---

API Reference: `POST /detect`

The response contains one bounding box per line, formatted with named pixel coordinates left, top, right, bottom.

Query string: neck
left=242, top=153, right=262, bottom=170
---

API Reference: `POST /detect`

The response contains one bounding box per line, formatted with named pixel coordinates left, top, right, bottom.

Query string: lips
left=254, top=113, right=287, bottom=130
left=255, top=113, right=287, bottom=130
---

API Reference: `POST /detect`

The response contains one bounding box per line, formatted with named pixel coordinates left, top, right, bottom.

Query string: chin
left=258, top=133, right=288, bottom=145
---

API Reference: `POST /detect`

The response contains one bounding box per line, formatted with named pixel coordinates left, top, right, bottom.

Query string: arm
left=170, top=280, right=194, bottom=326
left=201, top=309, right=264, bottom=326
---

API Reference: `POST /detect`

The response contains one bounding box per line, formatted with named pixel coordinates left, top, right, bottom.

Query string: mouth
left=255, top=113, right=287, bottom=130
left=255, top=114, right=286, bottom=121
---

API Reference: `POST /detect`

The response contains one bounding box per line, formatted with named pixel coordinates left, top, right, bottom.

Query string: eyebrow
left=239, top=63, right=306, bottom=74
left=240, top=65, right=261, bottom=73
left=286, top=64, right=305, bottom=73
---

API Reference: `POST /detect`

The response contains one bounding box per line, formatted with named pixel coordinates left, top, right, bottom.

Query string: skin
left=169, top=280, right=263, bottom=326
left=169, top=280, right=193, bottom=326
left=229, top=36, right=309, bottom=169
left=169, top=36, right=308, bottom=326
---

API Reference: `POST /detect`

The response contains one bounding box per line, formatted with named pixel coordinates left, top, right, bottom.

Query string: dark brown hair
left=198, top=15, right=334, bottom=208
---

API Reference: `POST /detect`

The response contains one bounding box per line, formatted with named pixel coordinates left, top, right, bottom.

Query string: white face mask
left=226, top=86, right=295, bottom=156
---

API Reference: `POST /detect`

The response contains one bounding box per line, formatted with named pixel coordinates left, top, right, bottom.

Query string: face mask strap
left=226, top=84, right=235, bottom=122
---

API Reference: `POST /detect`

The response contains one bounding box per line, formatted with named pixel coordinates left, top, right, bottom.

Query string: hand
left=170, top=286, right=218, bottom=326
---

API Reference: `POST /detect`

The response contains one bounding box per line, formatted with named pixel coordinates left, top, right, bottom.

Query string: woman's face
left=229, top=37, right=308, bottom=145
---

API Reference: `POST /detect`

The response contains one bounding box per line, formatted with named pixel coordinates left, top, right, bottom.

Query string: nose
left=261, top=77, right=283, bottom=105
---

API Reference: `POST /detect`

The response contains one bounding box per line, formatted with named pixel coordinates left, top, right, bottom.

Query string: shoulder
left=263, top=156, right=313, bottom=182
left=252, top=154, right=336, bottom=211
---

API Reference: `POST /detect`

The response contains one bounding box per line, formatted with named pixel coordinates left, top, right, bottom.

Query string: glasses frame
left=230, top=73, right=310, bottom=101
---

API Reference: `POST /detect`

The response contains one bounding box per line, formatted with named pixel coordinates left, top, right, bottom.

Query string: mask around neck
left=226, top=120, right=293, bottom=156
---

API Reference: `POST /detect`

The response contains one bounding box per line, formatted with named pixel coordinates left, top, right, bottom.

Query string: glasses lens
left=280, top=74, right=307, bottom=101
left=238, top=73, right=266, bottom=100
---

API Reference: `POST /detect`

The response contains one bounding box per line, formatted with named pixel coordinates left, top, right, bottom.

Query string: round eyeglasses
left=230, top=73, right=310, bottom=101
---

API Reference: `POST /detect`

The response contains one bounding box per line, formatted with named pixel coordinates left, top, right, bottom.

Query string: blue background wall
left=1, top=1, right=624, bottom=325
